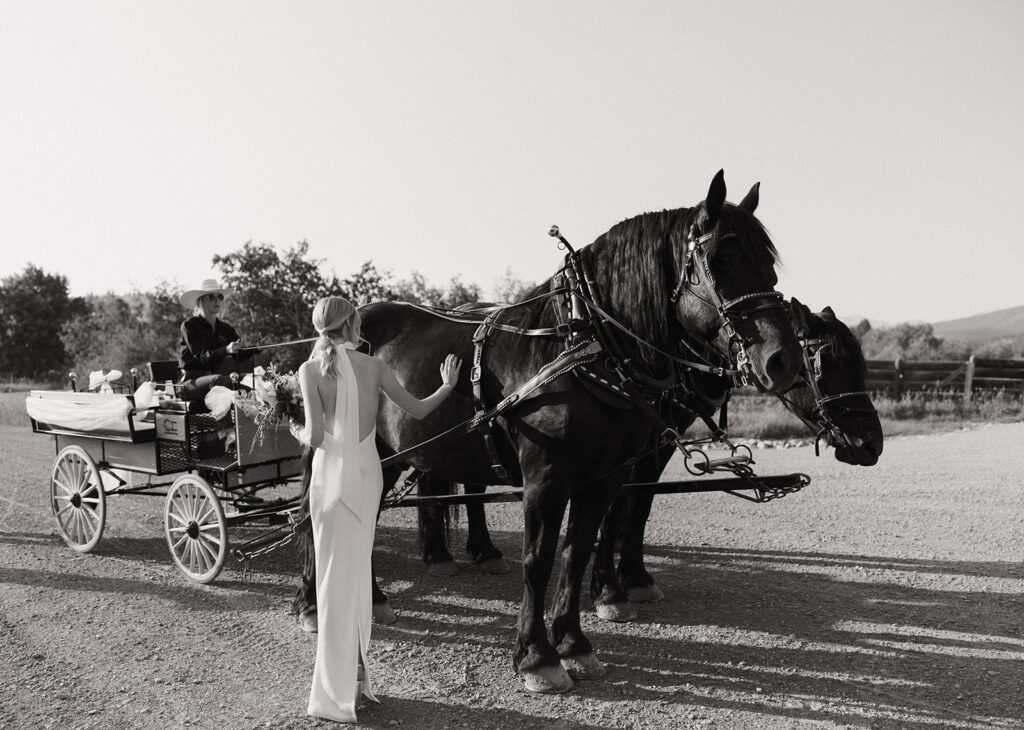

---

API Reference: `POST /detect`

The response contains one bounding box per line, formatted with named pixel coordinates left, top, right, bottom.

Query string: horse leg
left=618, top=490, right=664, bottom=603
left=590, top=494, right=637, bottom=622
left=417, top=473, right=459, bottom=577
left=515, top=482, right=574, bottom=694
left=549, top=482, right=620, bottom=680
left=464, top=483, right=510, bottom=574
left=618, top=448, right=672, bottom=603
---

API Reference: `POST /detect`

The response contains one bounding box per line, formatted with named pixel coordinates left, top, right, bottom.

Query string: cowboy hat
left=180, top=279, right=232, bottom=309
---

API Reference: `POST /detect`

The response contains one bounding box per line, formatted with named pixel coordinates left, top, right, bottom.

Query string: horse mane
left=509, top=203, right=781, bottom=367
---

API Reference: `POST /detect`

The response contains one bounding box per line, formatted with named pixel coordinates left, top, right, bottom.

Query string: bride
left=294, top=296, right=461, bottom=723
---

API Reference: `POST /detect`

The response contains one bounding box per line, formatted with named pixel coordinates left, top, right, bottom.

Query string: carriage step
left=689, top=455, right=751, bottom=473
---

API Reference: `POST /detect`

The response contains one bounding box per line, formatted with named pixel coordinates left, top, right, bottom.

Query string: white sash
left=320, top=342, right=364, bottom=518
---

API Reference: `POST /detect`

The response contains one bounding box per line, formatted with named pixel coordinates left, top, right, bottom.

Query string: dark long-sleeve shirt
left=179, top=316, right=252, bottom=377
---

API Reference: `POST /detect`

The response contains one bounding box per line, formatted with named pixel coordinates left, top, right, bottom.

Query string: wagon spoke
left=80, top=496, right=101, bottom=506
left=55, top=461, right=76, bottom=492
left=195, top=503, right=216, bottom=525
left=189, top=487, right=202, bottom=521
left=70, top=456, right=83, bottom=489
left=167, top=509, right=189, bottom=527
left=172, top=533, right=189, bottom=552
left=195, top=538, right=216, bottom=569
left=188, top=540, right=199, bottom=574
left=72, top=510, right=83, bottom=544
left=81, top=506, right=100, bottom=526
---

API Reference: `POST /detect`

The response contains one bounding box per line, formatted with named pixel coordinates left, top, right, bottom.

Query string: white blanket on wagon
left=26, top=393, right=132, bottom=432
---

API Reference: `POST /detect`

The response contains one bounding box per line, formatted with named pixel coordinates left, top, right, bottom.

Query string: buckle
left=555, top=322, right=573, bottom=337
left=470, top=365, right=482, bottom=383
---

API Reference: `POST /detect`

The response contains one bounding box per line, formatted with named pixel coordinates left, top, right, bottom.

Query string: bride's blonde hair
left=310, top=296, right=361, bottom=378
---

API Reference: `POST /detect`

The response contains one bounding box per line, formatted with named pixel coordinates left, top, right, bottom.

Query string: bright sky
left=2, top=1, right=1022, bottom=325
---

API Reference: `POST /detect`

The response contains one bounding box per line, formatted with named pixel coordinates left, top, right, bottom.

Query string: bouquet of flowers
left=234, top=364, right=304, bottom=447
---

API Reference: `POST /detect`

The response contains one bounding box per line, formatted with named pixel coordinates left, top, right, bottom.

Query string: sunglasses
left=201, top=293, right=225, bottom=302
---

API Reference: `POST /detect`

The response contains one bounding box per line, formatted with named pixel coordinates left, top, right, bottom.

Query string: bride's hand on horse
left=440, top=354, right=462, bottom=388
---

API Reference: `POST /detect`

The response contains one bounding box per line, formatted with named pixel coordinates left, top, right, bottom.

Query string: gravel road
left=1, top=422, right=1022, bottom=729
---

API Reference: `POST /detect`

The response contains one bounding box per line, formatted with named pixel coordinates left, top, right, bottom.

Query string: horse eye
left=718, top=253, right=733, bottom=267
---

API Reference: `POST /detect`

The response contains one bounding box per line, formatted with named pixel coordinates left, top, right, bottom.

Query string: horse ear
left=738, top=182, right=760, bottom=213
left=705, top=169, right=726, bottom=220
left=790, top=297, right=810, bottom=332
left=822, top=305, right=837, bottom=319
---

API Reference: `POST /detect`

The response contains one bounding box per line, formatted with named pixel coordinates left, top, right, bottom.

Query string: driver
left=177, top=278, right=256, bottom=401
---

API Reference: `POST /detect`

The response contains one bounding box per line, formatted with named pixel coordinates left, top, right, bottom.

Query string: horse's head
left=668, top=171, right=803, bottom=393
left=787, top=298, right=884, bottom=466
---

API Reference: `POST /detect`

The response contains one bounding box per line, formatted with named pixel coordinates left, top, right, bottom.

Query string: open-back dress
left=307, top=344, right=383, bottom=723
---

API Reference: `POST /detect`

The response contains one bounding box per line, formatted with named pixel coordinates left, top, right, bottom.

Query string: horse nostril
left=764, top=350, right=794, bottom=388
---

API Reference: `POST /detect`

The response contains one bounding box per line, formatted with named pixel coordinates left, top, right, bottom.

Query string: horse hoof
left=628, top=584, right=665, bottom=603
left=373, top=603, right=397, bottom=625
left=560, top=652, right=607, bottom=680
left=299, top=612, right=318, bottom=633
left=522, top=666, right=574, bottom=694
left=426, top=560, right=459, bottom=577
left=476, top=556, right=510, bottom=574
left=595, top=601, right=637, bottom=623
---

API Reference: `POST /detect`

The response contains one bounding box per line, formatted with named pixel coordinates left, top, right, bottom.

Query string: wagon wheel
left=164, top=474, right=227, bottom=583
left=50, top=445, right=106, bottom=553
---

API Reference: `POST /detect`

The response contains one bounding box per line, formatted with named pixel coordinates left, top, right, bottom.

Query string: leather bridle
left=784, top=327, right=877, bottom=455
left=669, top=228, right=789, bottom=389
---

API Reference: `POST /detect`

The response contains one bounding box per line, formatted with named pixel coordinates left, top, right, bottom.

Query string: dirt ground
left=1, top=421, right=1022, bottom=730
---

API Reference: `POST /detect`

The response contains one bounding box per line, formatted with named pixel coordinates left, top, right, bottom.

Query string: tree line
left=0, top=241, right=535, bottom=382
left=2, top=242, right=1021, bottom=384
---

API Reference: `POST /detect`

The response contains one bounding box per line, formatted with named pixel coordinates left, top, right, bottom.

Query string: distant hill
left=931, top=305, right=1024, bottom=345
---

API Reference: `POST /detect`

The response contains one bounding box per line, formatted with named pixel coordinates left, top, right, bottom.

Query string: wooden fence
left=865, top=356, right=1024, bottom=400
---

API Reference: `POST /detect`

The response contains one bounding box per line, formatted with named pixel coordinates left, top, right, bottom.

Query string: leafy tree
left=393, top=272, right=481, bottom=308
left=441, top=275, right=482, bottom=308
left=213, top=241, right=343, bottom=371
left=339, top=261, right=400, bottom=304
left=393, top=271, right=446, bottom=307
left=60, top=293, right=157, bottom=380
left=974, top=336, right=1024, bottom=359
left=492, top=267, right=537, bottom=304
left=859, top=322, right=969, bottom=361
left=0, top=265, right=77, bottom=379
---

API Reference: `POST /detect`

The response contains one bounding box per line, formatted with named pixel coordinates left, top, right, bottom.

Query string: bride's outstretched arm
left=379, top=354, right=461, bottom=420
left=295, top=363, right=324, bottom=449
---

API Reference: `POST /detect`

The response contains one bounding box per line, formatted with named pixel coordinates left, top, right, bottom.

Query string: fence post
left=893, top=358, right=903, bottom=399
left=963, top=355, right=975, bottom=403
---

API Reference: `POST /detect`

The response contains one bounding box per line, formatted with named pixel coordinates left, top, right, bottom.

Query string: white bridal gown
left=308, top=343, right=383, bottom=723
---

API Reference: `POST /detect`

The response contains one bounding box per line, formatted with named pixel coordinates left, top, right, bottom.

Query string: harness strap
left=379, top=339, right=604, bottom=469
left=471, top=313, right=509, bottom=480
left=385, top=298, right=578, bottom=338
left=573, top=290, right=738, bottom=377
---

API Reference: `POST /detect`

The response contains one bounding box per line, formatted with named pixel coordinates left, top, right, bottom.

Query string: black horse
left=300, top=171, right=804, bottom=693
left=589, top=298, right=885, bottom=621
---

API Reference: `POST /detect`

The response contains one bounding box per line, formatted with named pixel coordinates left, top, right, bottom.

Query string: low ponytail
left=309, top=296, right=360, bottom=378
left=310, top=332, right=337, bottom=378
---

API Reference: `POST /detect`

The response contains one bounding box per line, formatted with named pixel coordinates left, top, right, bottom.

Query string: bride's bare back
left=297, top=348, right=461, bottom=450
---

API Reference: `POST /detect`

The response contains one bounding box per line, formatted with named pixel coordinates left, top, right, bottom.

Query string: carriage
left=26, top=364, right=306, bottom=583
